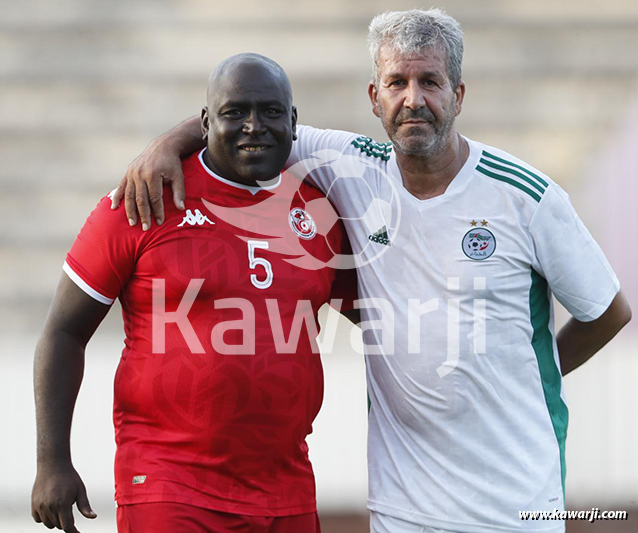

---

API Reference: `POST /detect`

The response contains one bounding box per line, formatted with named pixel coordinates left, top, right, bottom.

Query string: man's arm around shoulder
left=111, top=115, right=204, bottom=230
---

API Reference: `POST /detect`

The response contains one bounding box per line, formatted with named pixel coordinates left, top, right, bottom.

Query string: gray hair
left=368, top=8, right=464, bottom=88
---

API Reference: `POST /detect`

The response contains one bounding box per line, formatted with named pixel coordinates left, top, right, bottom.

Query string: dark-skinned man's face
left=201, top=61, right=297, bottom=185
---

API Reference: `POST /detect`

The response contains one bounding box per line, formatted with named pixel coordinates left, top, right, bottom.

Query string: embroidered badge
left=462, top=227, right=496, bottom=260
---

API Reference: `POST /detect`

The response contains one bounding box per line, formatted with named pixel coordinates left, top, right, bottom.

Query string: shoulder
left=469, top=141, right=581, bottom=233
left=295, top=124, right=362, bottom=153
left=297, top=177, right=327, bottom=201
left=295, top=125, right=393, bottom=163
left=90, top=190, right=138, bottom=228
left=182, top=150, right=204, bottom=174
left=75, top=192, right=149, bottom=254
left=471, top=140, right=555, bottom=207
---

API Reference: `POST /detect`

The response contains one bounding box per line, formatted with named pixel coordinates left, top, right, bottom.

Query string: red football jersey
left=64, top=150, right=357, bottom=516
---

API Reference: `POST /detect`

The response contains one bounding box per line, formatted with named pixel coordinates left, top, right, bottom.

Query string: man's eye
left=265, top=108, right=284, bottom=116
left=390, top=80, right=406, bottom=87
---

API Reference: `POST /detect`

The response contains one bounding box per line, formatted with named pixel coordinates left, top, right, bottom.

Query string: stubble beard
left=382, top=105, right=456, bottom=159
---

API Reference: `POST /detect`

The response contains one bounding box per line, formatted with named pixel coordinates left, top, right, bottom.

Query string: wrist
left=37, top=451, right=72, bottom=469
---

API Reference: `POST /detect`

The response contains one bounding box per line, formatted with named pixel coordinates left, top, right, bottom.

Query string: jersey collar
left=198, top=149, right=282, bottom=196
left=388, top=136, right=480, bottom=204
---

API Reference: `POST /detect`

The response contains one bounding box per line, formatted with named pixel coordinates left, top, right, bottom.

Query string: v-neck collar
left=388, top=137, right=480, bottom=206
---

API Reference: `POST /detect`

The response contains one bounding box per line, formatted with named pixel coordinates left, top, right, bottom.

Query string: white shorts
left=370, top=512, right=459, bottom=533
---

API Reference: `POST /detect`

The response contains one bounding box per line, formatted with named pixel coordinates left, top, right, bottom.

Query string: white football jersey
left=287, top=125, right=619, bottom=532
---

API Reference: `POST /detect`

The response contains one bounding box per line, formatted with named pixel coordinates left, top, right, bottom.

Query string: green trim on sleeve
left=529, top=269, right=569, bottom=500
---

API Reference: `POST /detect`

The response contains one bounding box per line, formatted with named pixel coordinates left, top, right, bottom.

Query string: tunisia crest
left=289, top=207, right=317, bottom=240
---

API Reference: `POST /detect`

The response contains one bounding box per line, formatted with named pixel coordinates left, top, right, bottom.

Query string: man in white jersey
left=113, top=9, right=631, bottom=533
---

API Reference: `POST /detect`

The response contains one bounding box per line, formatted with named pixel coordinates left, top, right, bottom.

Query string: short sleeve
left=64, top=195, right=142, bottom=304
left=286, top=125, right=360, bottom=195
left=529, top=184, right=620, bottom=321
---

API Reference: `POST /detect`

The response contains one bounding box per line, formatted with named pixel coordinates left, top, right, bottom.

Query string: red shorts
left=117, top=502, right=321, bottom=533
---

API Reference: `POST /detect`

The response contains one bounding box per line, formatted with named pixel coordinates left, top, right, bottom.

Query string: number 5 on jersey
left=248, top=241, right=273, bottom=289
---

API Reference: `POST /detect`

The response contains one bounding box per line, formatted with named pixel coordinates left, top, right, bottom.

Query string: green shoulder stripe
left=351, top=136, right=392, bottom=162
left=476, top=164, right=542, bottom=202
left=479, top=158, right=546, bottom=194
left=482, top=150, right=549, bottom=188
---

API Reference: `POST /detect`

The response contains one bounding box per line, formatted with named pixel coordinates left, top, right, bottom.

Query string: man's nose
left=403, top=81, right=426, bottom=110
left=243, top=112, right=266, bottom=135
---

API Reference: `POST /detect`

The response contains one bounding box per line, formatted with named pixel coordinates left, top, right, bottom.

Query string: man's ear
left=201, top=106, right=210, bottom=140
left=291, top=106, right=298, bottom=141
left=454, top=80, right=466, bottom=117
left=368, top=82, right=381, bottom=118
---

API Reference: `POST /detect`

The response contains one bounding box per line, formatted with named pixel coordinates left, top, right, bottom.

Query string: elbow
left=621, top=302, right=632, bottom=328
left=614, top=290, right=632, bottom=331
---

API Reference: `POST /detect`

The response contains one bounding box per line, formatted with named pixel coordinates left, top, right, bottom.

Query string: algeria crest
left=462, top=228, right=496, bottom=260
left=289, top=207, right=317, bottom=240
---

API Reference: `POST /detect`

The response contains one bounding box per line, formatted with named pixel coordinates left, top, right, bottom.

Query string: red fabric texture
left=66, top=151, right=357, bottom=515
left=117, top=503, right=321, bottom=533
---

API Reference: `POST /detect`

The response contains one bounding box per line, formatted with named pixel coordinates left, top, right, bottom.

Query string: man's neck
left=395, top=132, right=469, bottom=200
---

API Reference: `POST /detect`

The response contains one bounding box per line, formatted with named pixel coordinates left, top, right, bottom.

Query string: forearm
left=154, top=115, right=204, bottom=158
left=557, top=291, right=631, bottom=375
left=556, top=319, right=604, bottom=375
left=34, top=330, right=86, bottom=466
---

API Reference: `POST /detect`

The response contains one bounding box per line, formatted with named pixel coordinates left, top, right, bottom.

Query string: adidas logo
left=368, top=225, right=391, bottom=246
left=177, top=209, right=215, bottom=227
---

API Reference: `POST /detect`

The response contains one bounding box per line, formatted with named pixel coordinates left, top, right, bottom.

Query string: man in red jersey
left=31, top=54, right=356, bottom=533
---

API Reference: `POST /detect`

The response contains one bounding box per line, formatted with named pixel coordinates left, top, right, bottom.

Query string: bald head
left=207, top=53, right=293, bottom=108
left=200, top=53, right=297, bottom=186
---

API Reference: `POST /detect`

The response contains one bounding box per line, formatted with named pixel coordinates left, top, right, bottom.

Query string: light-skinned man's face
left=368, top=44, right=465, bottom=158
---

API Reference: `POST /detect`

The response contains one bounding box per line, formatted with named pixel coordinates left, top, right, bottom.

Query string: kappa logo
left=177, top=209, right=215, bottom=227
left=368, top=225, right=391, bottom=246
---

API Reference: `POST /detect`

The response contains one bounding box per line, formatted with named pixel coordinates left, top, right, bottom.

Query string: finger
left=40, top=508, right=57, bottom=529
left=59, top=508, right=79, bottom=533
left=147, top=174, right=165, bottom=226
left=124, top=180, right=137, bottom=227
left=76, top=486, right=97, bottom=520
left=110, top=178, right=126, bottom=210
left=42, top=503, right=60, bottom=529
left=170, top=173, right=186, bottom=211
left=32, top=507, right=42, bottom=523
left=135, top=180, right=152, bottom=231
